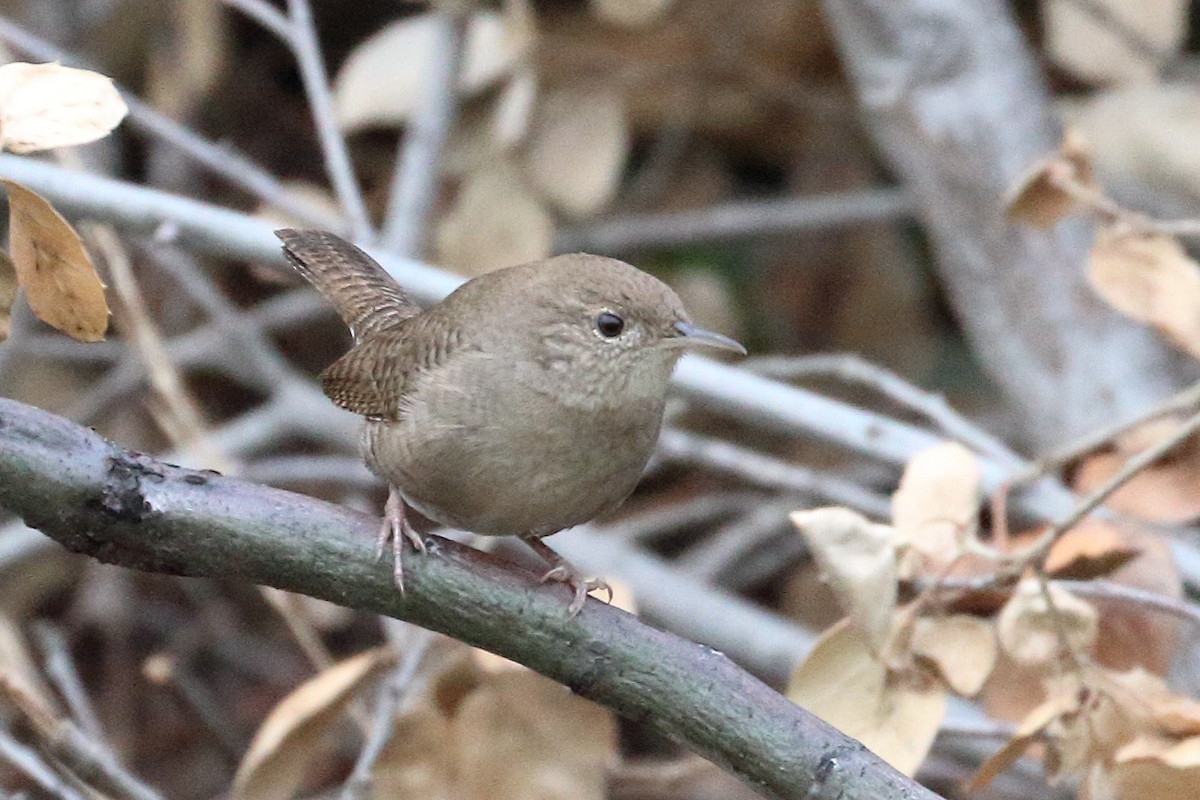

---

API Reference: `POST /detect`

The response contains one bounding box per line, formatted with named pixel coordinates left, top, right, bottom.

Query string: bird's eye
left=595, top=311, right=625, bottom=338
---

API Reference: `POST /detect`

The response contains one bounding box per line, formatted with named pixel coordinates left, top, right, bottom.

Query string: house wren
left=277, top=229, right=745, bottom=614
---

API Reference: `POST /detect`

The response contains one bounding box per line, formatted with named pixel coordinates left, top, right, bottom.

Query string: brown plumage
left=277, top=229, right=745, bottom=614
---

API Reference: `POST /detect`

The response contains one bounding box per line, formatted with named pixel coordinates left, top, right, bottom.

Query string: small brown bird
left=277, top=229, right=745, bottom=614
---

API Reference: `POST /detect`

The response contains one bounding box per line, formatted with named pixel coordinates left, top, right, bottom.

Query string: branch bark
left=0, top=397, right=941, bottom=800
left=819, top=0, right=1186, bottom=447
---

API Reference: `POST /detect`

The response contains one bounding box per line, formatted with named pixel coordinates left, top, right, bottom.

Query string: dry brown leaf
left=0, top=62, right=127, bottom=153
left=891, top=441, right=980, bottom=570
left=525, top=87, right=629, bottom=218
left=970, top=678, right=1083, bottom=790
left=0, top=249, right=15, bottom=342
left=454, top=670, right=616, bottom=800
left=1046, top=0, right=1186, bottom=84
left=372, top=702, right=455, bottom=800
left=787, top=619, right=946, bottom=776
left=995, top=579, right=1097, bottom=666
left=1088, top=225, right=1200, bottom=360
left=1045, top=521, right=1142, bottom=580
left=231, top=648, right=392, bottom=800
left=789, top=507, right=897, bottom=652
left=334, top=11, right=532, bottom=131
left=590, top=0, right=674, bottom=27
left=4, top=180, right=109, bottom=342
left=910, top=615, right=997, bottom=697
left=1004, top=130, right=1094, bottom=228
left=1074, top=446, right=1200, bottom=524
left=1111, top=736, right=1200, bottom=799
left=435, top=162, right=554, bottom=275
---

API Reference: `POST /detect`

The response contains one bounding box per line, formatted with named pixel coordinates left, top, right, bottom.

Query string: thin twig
left=554, top=188, right=914, bottom=252
left=30, top=625, right=104, bottom=741
left=1058, top=579, right=1200, bottom=629
left=0, top=673, right=164, bottom=800
left=381, top=9, right=469, bottom=255
left=0, top=726, right=91, bottom=800
left=747, top=353, right=1022, bottom=465
left=340, top=631, right=435, bottom=800
left=1020, top=378, right=1200, bottom=482
left=658, top=428, right=891, bottom=517
left=284, top=0, right=374, bottom=242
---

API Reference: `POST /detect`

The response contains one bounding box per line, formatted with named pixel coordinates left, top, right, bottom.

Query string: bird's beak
left=672, top=321, right=747, bottom=355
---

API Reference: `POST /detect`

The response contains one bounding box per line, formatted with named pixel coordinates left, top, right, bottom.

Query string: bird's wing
left=319, top=313, right=470, bottom=420
left=276, top=228, right=420, bottom=342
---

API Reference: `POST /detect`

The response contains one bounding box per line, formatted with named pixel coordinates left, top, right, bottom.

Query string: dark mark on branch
left=98, top=451, right=164, bottom=523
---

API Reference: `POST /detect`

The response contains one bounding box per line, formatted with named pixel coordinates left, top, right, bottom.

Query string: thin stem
left=284, top=0, right=374, bottom=242
left=381, top=9, right=469, bottom=255
left=31, top=624, right=104, bottom=740
left=0, top=726, right=91, bottom=800
left=339, top=631, right=434, bottom=800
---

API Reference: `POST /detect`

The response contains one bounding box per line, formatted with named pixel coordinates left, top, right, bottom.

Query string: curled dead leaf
left=3, top=180, right=109, bottom=342
left=1112, top=736, right=1200, bottom=799
left=787, top=619, right=946, bottom=776
left=525, top=87, right=629, bottom=218
left=891, top=441, right=980, bottom=572
left=1004, top=130, right=1094, bottom=228
left=910, top=615, right=997, bottom=697
left=0, top=62, right=127, bottom=153
left=1044, top=520, right=1142, bottom=580
left=231, top=648, right=392, bottom=800
left=789, top=507, right=897, bottom=652
left=996, top=579, right=1097, bottom=666
left=1089, top=224, right=1200, bottom=360
left=435, top=162, right=554, bottom=275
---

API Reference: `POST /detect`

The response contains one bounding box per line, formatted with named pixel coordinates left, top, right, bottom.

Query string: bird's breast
left=361, top=354, right=666, bottom=537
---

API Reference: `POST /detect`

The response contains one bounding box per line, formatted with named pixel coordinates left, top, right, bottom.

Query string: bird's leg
left=520, top=536, right=612, bottom=616
left=378, top=486, right=426, bottom=592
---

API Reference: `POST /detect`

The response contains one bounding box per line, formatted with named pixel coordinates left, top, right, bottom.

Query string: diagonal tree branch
left=0, top=397, right=940, bottom=800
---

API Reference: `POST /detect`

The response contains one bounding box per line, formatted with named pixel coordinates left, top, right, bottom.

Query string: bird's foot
left=377, top=486, right=426, bottom=593
left=522, top=536, right=612, bottom=616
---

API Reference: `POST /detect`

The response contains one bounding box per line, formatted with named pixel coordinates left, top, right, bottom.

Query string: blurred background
left=1, top=0, right=1199, bottom=798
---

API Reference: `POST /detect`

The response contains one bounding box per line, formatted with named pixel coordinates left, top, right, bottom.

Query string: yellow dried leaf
left=231, top=648, right=392, bottom=800
left=1004, top=130, right=1094, bottom=228
left=372, top=702, right=455, bottom=800
left=789, top=507, right=897, bottom=652
left=435, top=162, right=554, bottom=275
left=1088, top=225, right=1200, bottom=360
left=526, top=87, right=629, bottom=218
left=333, top=12, right=532, bottom=131
left=787, top=620, right=946, bottom=776
left=891, top=441, right=980, bottom=567
left=0, top=249, right=15, bottom=342
left=0, top=62, right=127, bottom=153
left=454, top=670, right=616, bottom=800
left=3, top=180, right=109, bottom=342
left=996, top=579, right=1097, bottom=666
left=910, top=615, right=997, bottom=696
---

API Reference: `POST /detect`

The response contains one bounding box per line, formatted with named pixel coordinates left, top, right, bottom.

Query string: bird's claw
left=538, top=566, right=612, bottom=617
left=377, top=487, right=426, bottom=593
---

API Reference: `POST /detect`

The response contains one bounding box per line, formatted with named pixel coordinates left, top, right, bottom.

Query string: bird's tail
left=275, top=229, right=420, bottom=342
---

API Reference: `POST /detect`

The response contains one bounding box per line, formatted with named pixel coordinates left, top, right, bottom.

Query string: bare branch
left=381, top=9, right=469, bottom=255
left=0, top=397, right=941, bottom=800
left=284, top=0, right=374, bottom=241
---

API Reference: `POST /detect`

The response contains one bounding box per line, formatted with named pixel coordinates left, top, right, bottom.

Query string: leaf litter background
left=5, top=0, right=1200, bottom=799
